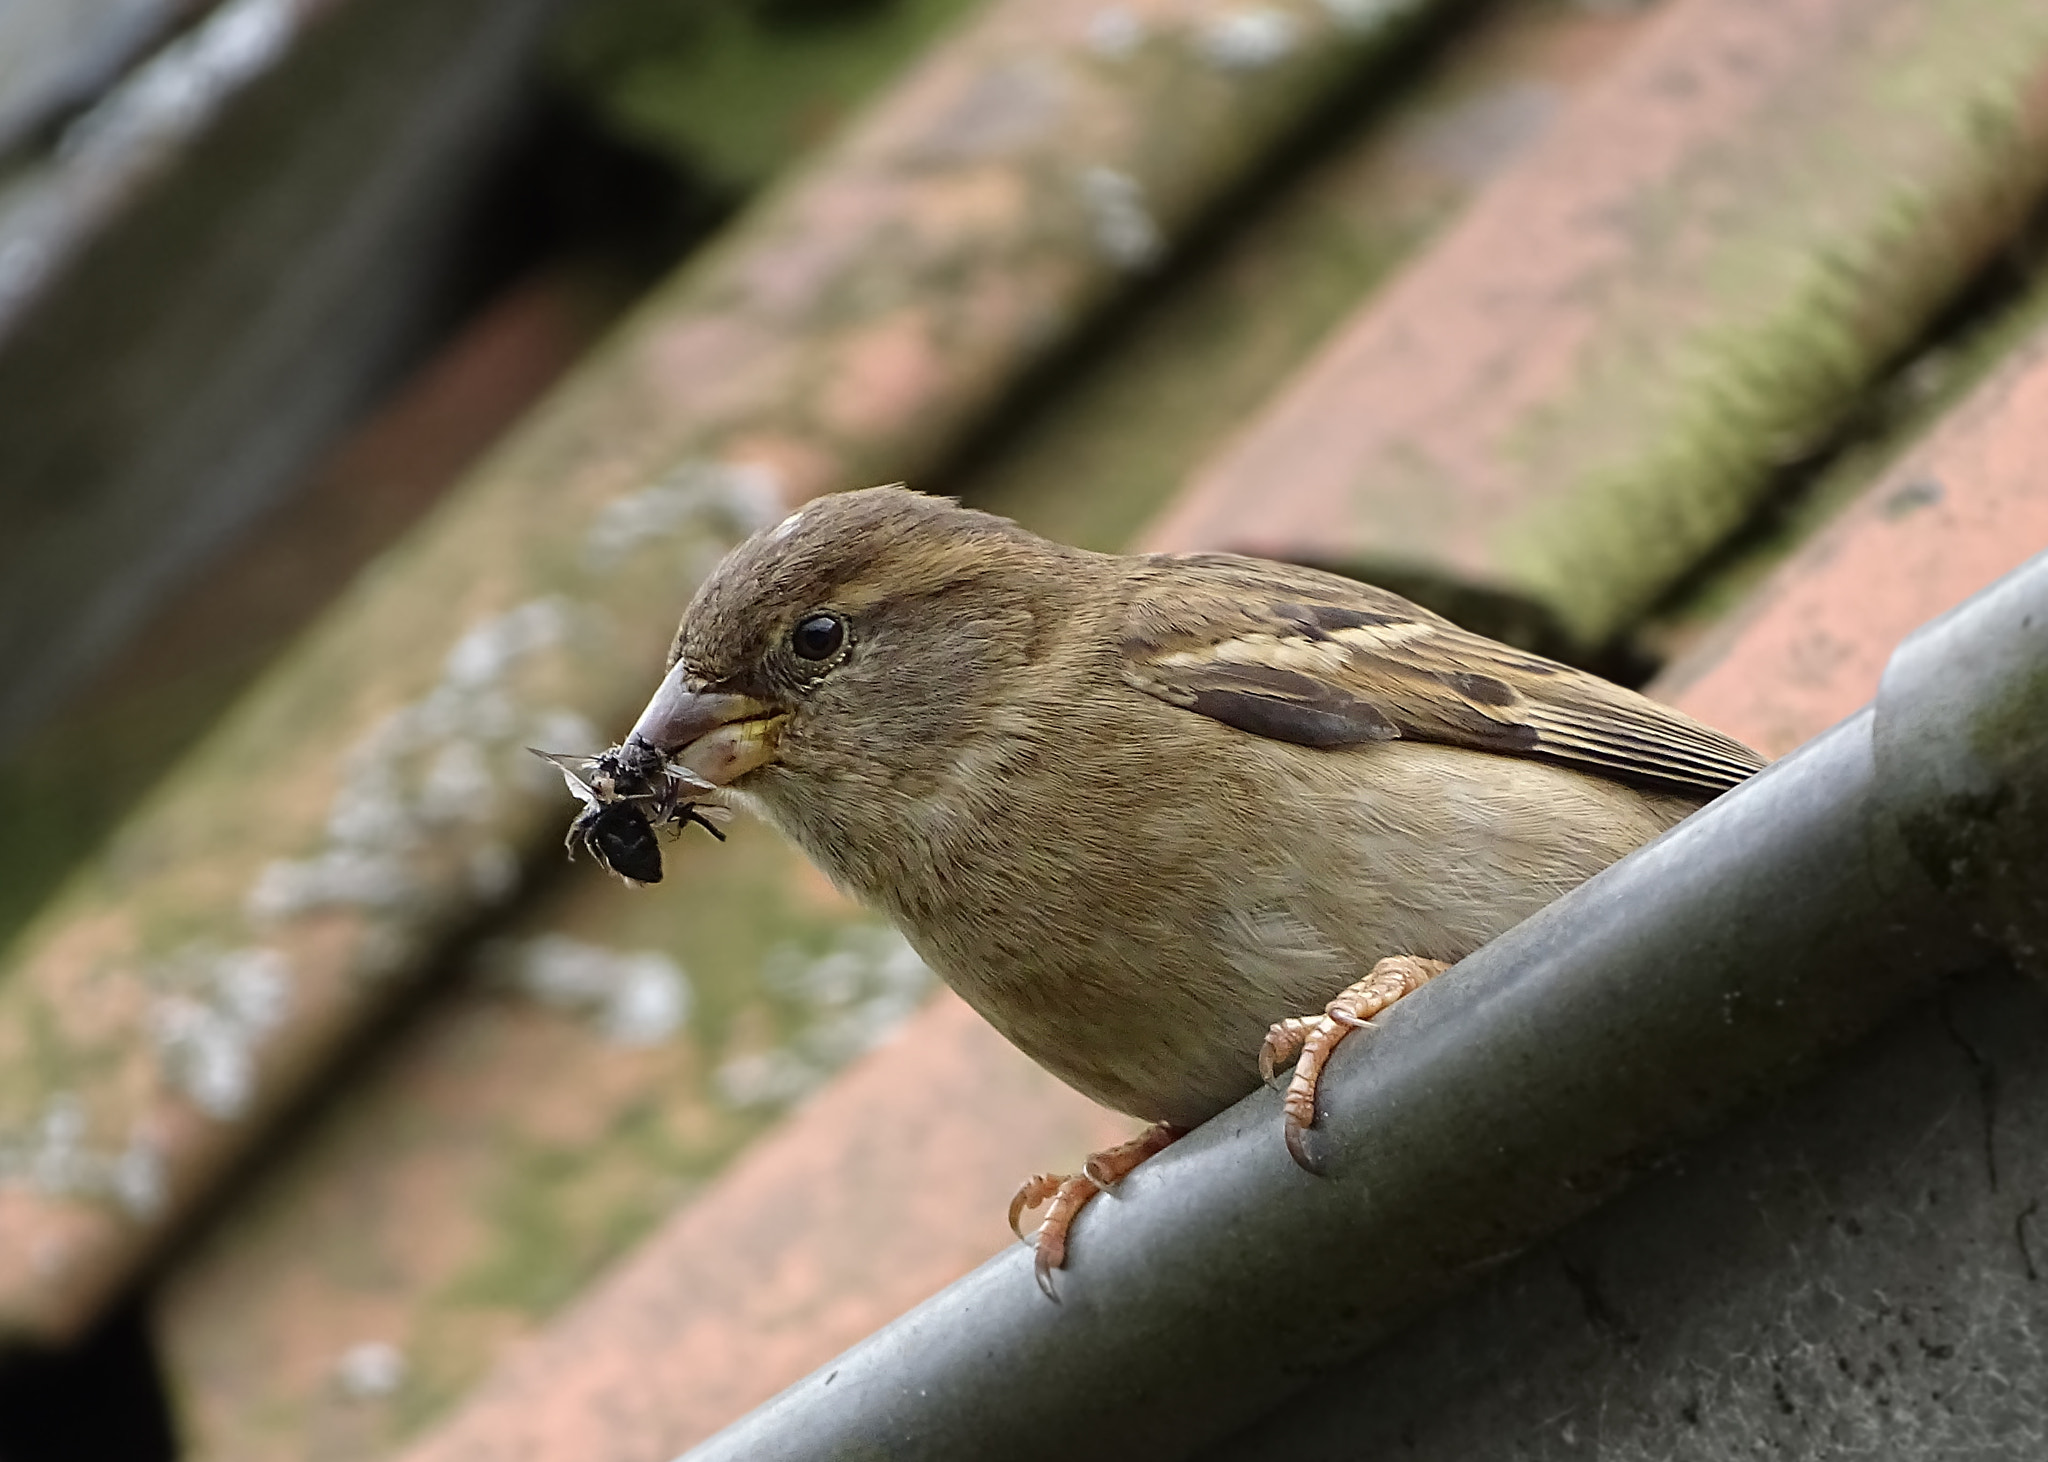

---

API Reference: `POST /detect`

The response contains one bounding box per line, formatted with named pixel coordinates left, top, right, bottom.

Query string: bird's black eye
left=790, top=613, right=846, bottom=661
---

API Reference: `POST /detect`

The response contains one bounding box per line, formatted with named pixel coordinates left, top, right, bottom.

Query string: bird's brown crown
left=669, top=487, right=1071, bottom=686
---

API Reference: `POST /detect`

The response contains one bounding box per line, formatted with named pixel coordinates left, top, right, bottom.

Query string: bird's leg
left=1008, top=1122, right=1185, bottom=1298
left=1259, top=954, right=1449, bottom=1172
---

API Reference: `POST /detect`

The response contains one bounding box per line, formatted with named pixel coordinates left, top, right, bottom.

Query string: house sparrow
left=624, top=486, right=1764, bottom=1291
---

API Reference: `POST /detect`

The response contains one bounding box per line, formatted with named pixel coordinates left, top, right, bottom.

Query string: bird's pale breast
left=750, top=696, right=1694, bottom=1128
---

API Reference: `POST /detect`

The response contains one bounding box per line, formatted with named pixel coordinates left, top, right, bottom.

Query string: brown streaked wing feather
left=1118, top=554, right=1765, bottom=800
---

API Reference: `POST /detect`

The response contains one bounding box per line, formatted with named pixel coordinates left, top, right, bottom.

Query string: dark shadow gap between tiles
left=0, top=1295, right=178, bottom=1462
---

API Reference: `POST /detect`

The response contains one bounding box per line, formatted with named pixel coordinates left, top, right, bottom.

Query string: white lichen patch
left=1077, top=167, right=1163, bottom=271
left=58, top=0, right=296, bottom=163
left=0, top=0, right=304, bottom=331
left=0, top=235, right=50, bottom=311
left=466, top=841, right=521, bottom=904
left=715, top=926, right=933, bottom=1109
left=1086, top=6, right=1147, bottom=58
left=334, top=1341, right=407, bottom=1400
left=148, top=944, right=293, bottom=1119
left=1319, top=0, right=1414, bottom=34
left=496, top=934, right=693, bottom=1047
left=443, top=597, right=581, bottom=691
left=247, top=598, right=598, bottom=953
left=417, top=739, right=495, bottom=822
left=1196, top=7, right=1301, bottom=71
left=583, top=459, right=784, bottom=571
left=0, top=1095, right=165, bottom=1218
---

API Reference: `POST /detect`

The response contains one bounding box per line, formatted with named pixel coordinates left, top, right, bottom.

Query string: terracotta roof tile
left=0, top=0, right=1435, bottom=1346
left=154, top=6, right=1655, bottom=1454
left=1144, top=0, right=2048, bottom=651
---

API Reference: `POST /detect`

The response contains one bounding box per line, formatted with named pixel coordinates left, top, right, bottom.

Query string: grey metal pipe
left=679, top=552, right=2048, bottom=1462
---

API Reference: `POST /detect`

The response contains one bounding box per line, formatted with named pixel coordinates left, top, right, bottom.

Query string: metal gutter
left=679, top=549, right=2048, bottom=1462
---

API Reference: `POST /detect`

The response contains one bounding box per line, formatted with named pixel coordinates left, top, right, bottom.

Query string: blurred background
left=2, top=0, right=2047, bottom=1457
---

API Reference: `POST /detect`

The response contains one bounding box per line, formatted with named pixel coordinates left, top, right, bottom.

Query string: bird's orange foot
left=1260, top=954, right=1449, bottom=1173
left=1008, top=1122, right=1184, bottom=1298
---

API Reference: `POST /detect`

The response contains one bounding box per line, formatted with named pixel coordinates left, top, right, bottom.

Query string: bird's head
left=626, top=486, right=1088, bottom=826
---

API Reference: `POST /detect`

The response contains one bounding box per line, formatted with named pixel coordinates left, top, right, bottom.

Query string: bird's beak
left=628, top=662, right=785, bottom=787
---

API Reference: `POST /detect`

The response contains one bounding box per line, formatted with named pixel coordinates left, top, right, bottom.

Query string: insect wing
left=530, top=747, right=601, bottom=806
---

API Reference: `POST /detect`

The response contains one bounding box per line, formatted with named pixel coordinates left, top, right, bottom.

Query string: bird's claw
left=1264, top=955, right=1451, bottom=1174
left=1010, top=1172, right=1100, bottom=1301
left=1258, top=1016, right=1315, bottom=1084
left=1283, top=1113, right=1318, bottom=1175
left=1005, top=1124, right=1185, bottom=1298
left=1008, top=1173, right=1065, bottom=1242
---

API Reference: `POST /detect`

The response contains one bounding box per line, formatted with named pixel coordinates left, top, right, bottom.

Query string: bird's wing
left=1117, top=554, right=1765, bottom=800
